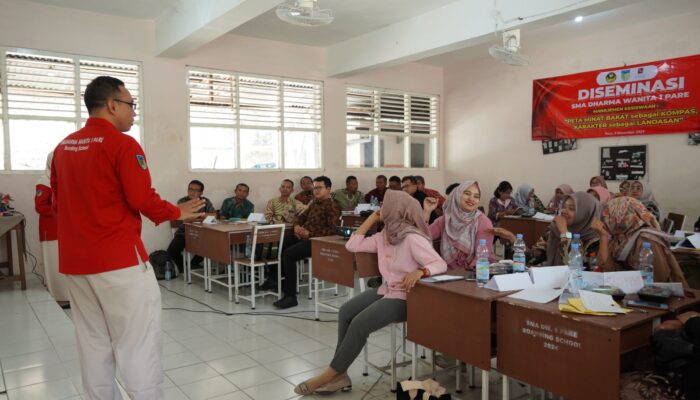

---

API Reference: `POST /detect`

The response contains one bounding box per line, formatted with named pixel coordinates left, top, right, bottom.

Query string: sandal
left=294, top=380, right=315, bottom=396
left=315, top=374, right=352, bottom=395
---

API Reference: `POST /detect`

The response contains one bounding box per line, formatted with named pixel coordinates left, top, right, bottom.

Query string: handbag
left=396, top=379, right=451, bottom=400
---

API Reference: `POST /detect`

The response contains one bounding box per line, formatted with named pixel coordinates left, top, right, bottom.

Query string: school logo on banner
left=621, top=69, right=630, bottom=81
left=136, top=154, right=148, bottom=170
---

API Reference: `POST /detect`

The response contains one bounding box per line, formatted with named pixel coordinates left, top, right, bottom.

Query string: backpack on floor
left=148, top=250, right=178, bottom=280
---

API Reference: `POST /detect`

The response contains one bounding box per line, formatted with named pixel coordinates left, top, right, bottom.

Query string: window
left=188, top=69, right=322, bottom=170
left=346, top=86, right=438, bottom=169
left=0, top=48, right=142, bottom=171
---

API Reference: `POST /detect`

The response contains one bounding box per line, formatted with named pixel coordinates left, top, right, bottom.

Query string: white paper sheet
left=421, top=275, right=464, bottom=283
left=532, top=212, right=554, bottom=222
left=484, top=273, right=534, bottom=291
left=580, top=271, right=644, bottom=294
left=507, top=287, right=565, bottom=303
left=579, top=290, right=628, bottom=313
left=247, top=212, right=267, bottom=223
left=673, top=233, right=700, bottom=249
left=531, top=266, right=570, bottom=289
left=652, top=282, right=685, bottom=297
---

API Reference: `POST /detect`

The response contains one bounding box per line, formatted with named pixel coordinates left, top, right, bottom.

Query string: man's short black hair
left=376, top=175, right=387, bottom=182
left=402, top=176, right=417, bottom=184
left=415, top=175, right=425, bottom=185
left=236, top=183, right=250, bottom=191
left=84, top=76, right=125, bottom=114
left=389, top=176, right=401, bottom=184
left=314, top=176, right=332, bottom=188
left=346, top=175, right=357, bottom=183
left=282, top=179, right=294, bottom=187
left=301, top=176, right=312, bottom=182
left=445, top=183, right=460, bottom=195
left=189, top=180, right=204, bottom=192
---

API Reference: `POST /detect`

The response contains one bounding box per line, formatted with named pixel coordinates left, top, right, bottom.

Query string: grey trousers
left=330, top=288, right=407, bottom=373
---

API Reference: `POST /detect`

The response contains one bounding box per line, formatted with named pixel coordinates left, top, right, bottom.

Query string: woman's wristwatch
left=560, top=231, right=572, bottom=240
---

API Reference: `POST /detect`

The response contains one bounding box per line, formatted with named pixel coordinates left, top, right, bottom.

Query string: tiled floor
left=0, top=274, right=528, bottom=400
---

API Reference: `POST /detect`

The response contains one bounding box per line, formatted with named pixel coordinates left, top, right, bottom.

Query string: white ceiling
left=25, top=0, right=177, bottom=19
left=231, top=0, right=461, bottom=47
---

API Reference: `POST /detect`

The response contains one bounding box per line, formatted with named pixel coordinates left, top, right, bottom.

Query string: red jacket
left=35, top=184, right=58, bottom=241
left=51, top=118, right=180, bottom=274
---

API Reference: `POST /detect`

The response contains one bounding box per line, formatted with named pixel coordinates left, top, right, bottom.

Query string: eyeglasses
left=113, top=98, right=137, bottom=111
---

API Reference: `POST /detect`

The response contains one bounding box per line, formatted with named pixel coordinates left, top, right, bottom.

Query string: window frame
left=0, top=46, right=144, bottom=173
left=187, top=66, right=324, bottom=172
left=345, top=84, right=440, bottom=171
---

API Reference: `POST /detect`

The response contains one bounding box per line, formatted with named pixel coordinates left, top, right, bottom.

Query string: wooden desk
left=407, top=276, right=513, bottom=399
left=310, top=235, right=380, bottom=318
left=498, top=216, right=550, bottom=247
left=0, top=215, right=26, bottom=290
left=496, top=294, right=700, bottom=400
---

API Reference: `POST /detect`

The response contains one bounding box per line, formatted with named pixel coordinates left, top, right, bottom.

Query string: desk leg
left=16, top=226, right=26, bottom=290
left=6, top=233, right=14, bottom=277
left=359, top=277, right=366, bottom=292
left=481, top=370, right=489, bottom=400
left=411, top=342, right=417, bottom=379
left=456, top=361, right=462, bottom=393
left=502, top=374, right=509, bottom=400
left=185, top=251, right=191, bottom=283
left=314, top=278, right=320, bottom=321
left=363, top=345, right=369, bottom=376
left=390, top=324, right=397, bottom=392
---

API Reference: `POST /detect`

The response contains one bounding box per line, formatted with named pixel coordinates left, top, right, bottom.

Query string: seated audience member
left=388, top=175, right=402, bottom=190
left=513, top=183, right=546, bottom=215
left=364, top=175, right=387, bottom=204
left=295, top=176, right=314, bottom=205
left=334, top=176, right=364, bottom=211
left=695, top=216, right=700, bottom=232
left=629, top=180, right=661, bottom=221
left=403, top=175, right=436, bottom=222
left=293, top=190, right=446, bottom=396
left=416, top=175, right=446, bottom=208
left=424, top=180, right=495, bottom=269
left=445, top=183, right=460, bottom=195
left=166, top=180, right=216, bottom=271
left=275, top=176, right=340, bottom=309
left=546, top=184, right=574, bottom=212
left=589, top=175, right=608, bottom=189
left=617, top=180, right=631, bottom=197
left=220, top=183, right=254, bottom=219
left=600, top=197, right=687, bottom=285
left=487, top=180, right=519, bottom=223
left=265, top=179, right=306, bottom=223
left=587, top=186, right=612, bottom=205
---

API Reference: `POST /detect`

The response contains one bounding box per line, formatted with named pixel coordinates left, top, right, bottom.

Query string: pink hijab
left=441, top=180, right=483, bottom=266
left=590, top=175, right=608, bottom=189
left=587, top=186, right=612, bottom=205
left=381, top=190, right=431, bottom=245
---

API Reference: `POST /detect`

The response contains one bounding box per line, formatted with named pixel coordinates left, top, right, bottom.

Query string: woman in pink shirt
left=294, top=190, right=446, bottom=396
left=424, top=180, right=495, bottom=269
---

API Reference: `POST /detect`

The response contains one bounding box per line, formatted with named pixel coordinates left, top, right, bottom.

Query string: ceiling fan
left=489, top=28, right=529, bottom=66
left=276, top=0, right=334, bottom=27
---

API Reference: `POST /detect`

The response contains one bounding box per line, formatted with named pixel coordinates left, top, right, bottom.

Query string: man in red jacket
left=51, top=76, right=204, bottom=400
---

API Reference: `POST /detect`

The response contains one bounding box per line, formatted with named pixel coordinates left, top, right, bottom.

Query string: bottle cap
left=516, top=234, right=523, bottom=239
left=573, top=233, right=581, bottom=239
left=643, top=242, right=651, bottom=249
left=571, top=243, right=579, bottom=250
left=479, top=239, right=486, bottom=245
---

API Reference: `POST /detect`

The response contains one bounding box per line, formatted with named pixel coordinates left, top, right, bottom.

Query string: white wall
left=0, top=0, right=444, bottom=263
left=444, top=11, right=700, bottom=230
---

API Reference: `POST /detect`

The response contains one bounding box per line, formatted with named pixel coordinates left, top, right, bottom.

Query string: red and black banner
left=532, top=54, right=700, bottom=140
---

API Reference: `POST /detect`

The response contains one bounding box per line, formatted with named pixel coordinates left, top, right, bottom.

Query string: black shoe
left=259, top=280, right=278, bottom=291
left=273, top=296, right=298, bottom=309
left=367, top=276, right=383, bottom=288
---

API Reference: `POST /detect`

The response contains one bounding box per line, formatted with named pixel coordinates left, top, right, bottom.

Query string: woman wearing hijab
left=424, top=180, right=495, bottom=269
left=487, top=180, right=519, bottom=223
left=543, top=192, right=604, bottom=266
left=629, top=180, right=661, bottom=221
left=34, top=152, right=70, bottom=308
left=617, top=180, right=631, bottom=197
left=513, top=183, right=546, bottom=215
left=547, top=184, right=574, bottom=212
left=589, top=175, right=608, bottom=189
left=599, top=197, right=686, bottom=285
left=587, top=186, right=612, bottom=205
left=294, top=190, right=446, bottom=396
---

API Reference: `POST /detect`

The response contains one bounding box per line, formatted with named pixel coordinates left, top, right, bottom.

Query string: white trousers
left=66, top=262, right=163, bottom=400
left=41, top=240, right=70, bottom=302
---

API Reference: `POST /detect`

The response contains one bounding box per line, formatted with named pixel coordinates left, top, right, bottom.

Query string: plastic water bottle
left=568, top=243, right=583, bottom=293
left=164, top=261, right=173, bottom=281
left=571, top=233, right=582, bottom=250
left=370, top=196, right=378, bottom=207
left=245, top=233, right=252, bottom=258
left=639, top=242, right=654, bottom=286
left=476, top=239, right=490, bottom=287
left=513, top=234, right=526, bottom=273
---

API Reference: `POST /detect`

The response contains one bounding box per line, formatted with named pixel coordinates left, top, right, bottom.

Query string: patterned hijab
left=546, top=192, right=601, bottom=265
left=548, top=184, right=574, bottom=209
left=590, top=175, right=608, bottom=189
left=441, top=180, right=483, bottom=266
left=381, top=189, right=431, bottom=245
left=513, top=184, right=533, bottom=209
left=602, top=197, right=663, bottom=261
left=587, top=186, right=612, bottom=205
